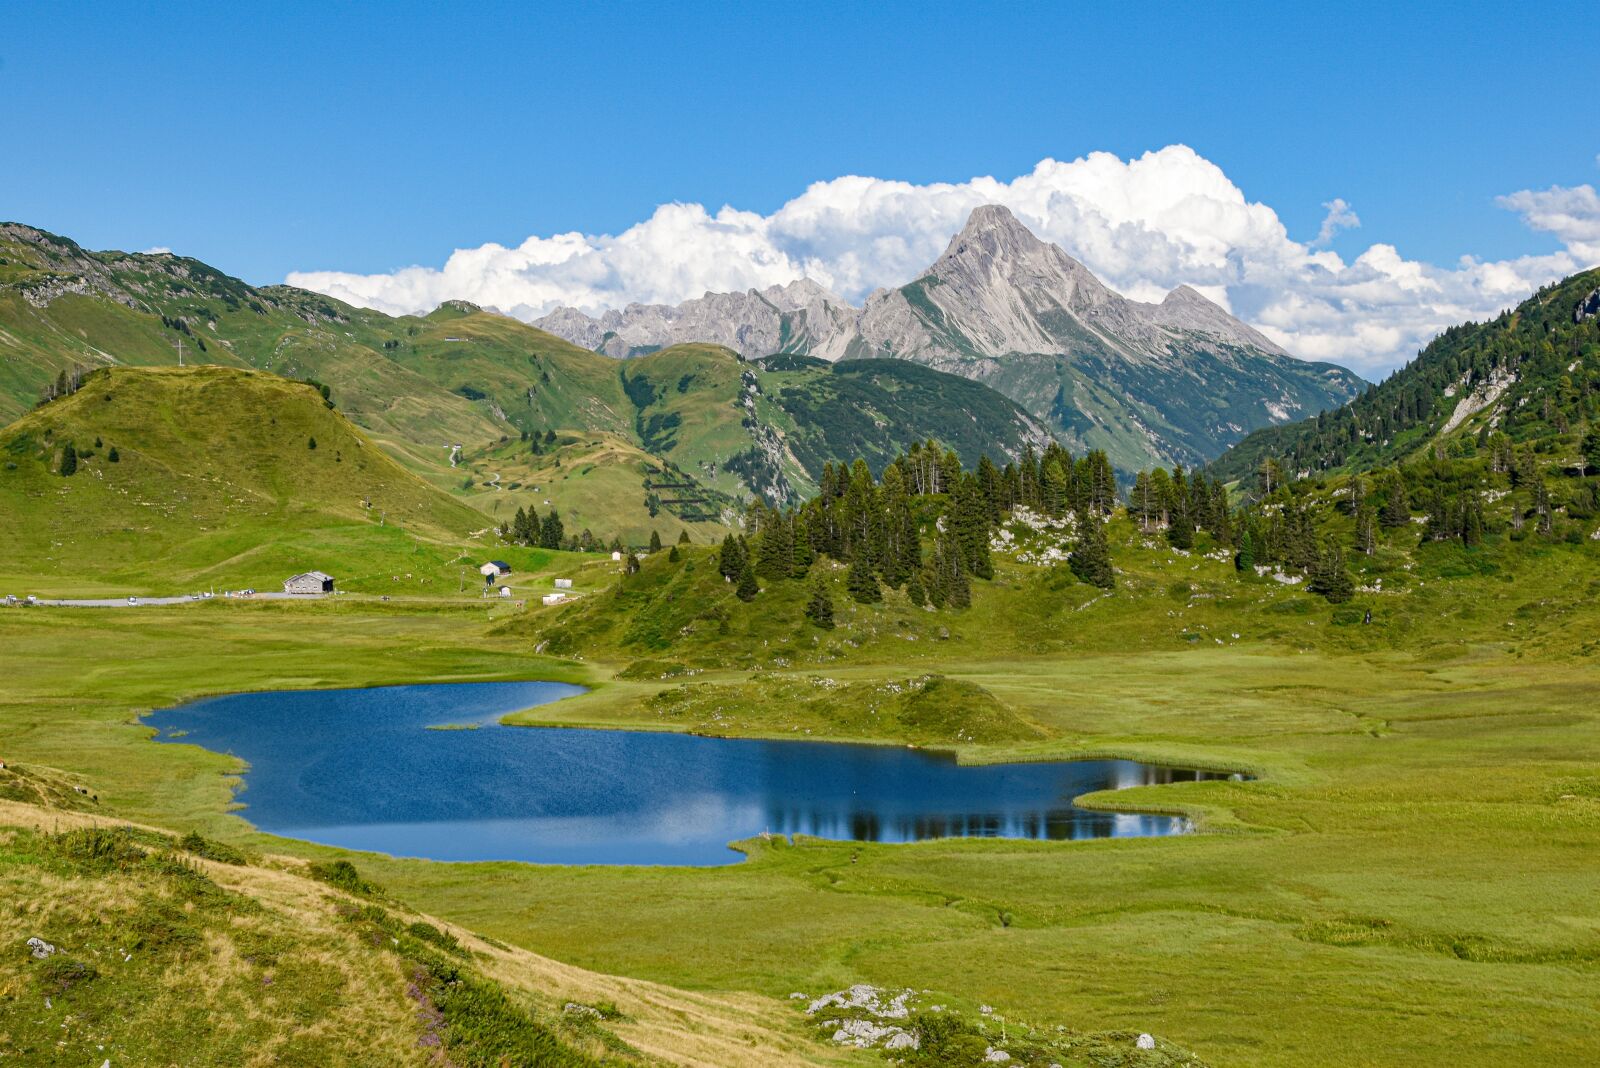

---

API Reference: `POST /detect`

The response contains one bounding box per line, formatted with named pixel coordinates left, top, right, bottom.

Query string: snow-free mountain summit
left=537, top=206, right=1364, bottom=470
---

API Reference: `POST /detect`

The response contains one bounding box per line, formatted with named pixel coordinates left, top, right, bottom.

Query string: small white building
left=479, top=560, right=511, bottom=578
left=498, top=586, right=513, bottom=598
left=283, top=571, right=334, bottom=595
left=541, top=592, right=568, bottom=606
left=611, top=551, right=623, bottom=562
left=553, top=578, right=573, bottom=589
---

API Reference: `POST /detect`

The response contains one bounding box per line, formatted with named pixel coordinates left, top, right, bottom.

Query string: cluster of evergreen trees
left=37, top=365, right=90, bottom=407
left=504, top=504, right=565, bottom=550
left=1136, top=405, right=1600, bottom=606
left=708, top=440, right=1120, bottom=622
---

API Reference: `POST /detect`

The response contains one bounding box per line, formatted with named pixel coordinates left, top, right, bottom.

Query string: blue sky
left=3, top=2, right=1597, bottom=373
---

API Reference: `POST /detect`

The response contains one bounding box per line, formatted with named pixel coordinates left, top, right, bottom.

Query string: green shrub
left=407, top=920, right=466, bottom=957
left=178, top=830, right=247, bottom=865
left=35, top=955, right=97, bottom=994
left=51, top=826, right=147, bottom=870
left=307, top=859, right=379, bottom=897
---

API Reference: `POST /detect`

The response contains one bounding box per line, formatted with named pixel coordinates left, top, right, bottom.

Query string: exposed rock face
left=533, top=279, right=857, bottom=361
left=855, top=204, right=1285, bottom=364
left=1576, top=286, right=1600, bottom=323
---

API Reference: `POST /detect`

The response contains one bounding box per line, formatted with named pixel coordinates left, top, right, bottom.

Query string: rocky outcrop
left=1576, top=286, right=1600, bottom=323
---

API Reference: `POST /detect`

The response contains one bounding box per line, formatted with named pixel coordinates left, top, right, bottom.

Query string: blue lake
left=147, top=681, right=1233, bottom=866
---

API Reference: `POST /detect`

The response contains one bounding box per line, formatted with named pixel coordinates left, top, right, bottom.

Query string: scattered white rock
left=831, top=1018, right=905, bottom=1048
left=27, top=937, right=56, bottom=959
left=562, top=1002, right=603, bottom=1020
left=984, top=1047, right=1012, bottom=1062
left=884, top=1031, right=919, bottom=1051
left=806, top=984, right=913, bottom=1019
left=1137, top=1032, right=1156, bottom=1049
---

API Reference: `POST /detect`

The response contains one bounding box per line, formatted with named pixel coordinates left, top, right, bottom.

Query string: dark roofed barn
left=284, top=571, right=335, bottom=595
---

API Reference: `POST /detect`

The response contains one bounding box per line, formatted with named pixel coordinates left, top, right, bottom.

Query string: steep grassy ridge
left=1212, top=266, right=1600, bottom=482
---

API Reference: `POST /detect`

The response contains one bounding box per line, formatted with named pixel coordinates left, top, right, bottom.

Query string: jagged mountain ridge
left=535, top=206, right=1364, bottom=470
left=535, top=279, right=858, bottom=361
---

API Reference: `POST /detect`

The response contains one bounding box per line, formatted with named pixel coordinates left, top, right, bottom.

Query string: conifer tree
left=58, top=442, right=77, bottom=476
left=925, top=556, right=948, bottom=608
left=668, top=545, right=681, bottom=562
left=1532, top=476, right=1553, bottom=535
left=735, top=560, right=760, bottom=602
left=1380, top=474, right=1410, bottom=528
left=718, top=533, right=739, bottom=579
left=1069, top=514, right=1114, bottom=589
left=1234, top=528, right=1256, bottom=572
left=951, top=474, right=994, bottom=579
left=906, top=570, right=928, bottom=608
left=846, top=553, right=881, bottom=604
left=107, top=446, right=119, bottom=463
left=1164, top=500, right=1194, bottom=550
left=804, top=575, right=835, bottom=629
left=649, top=529, right=662, bottom=552
left=540, top=509, right=564, bottom=549
left=880, top=466, right=918, bottom=587
left=1583, top=427, right=1600, bottom=475
left=945, top=537, right=971, bottom=608
left=624, top=553, right=641, bottom=575
left=677, top=529, right=691, bottom=544
left=1309, top=545, right=1354, bottom=603
left=755, top=515, right=794, bottom=580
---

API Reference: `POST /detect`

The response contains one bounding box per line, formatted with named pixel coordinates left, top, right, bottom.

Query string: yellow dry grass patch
left=0, top=799, right=861, bottom=1067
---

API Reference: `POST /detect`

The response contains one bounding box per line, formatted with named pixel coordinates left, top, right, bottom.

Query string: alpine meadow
left=3, top=8, right=1599, bottom=1068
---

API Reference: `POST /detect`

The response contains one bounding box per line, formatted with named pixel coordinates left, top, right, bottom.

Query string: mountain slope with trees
left=1210, top=267, right=1600, bottom=484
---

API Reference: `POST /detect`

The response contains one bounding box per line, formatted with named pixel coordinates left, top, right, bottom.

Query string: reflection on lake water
left=148, top=681, right=1239, bottom=866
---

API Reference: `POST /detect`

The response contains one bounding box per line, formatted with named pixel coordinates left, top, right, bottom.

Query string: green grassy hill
left=0, top=365, right=502, bottom=595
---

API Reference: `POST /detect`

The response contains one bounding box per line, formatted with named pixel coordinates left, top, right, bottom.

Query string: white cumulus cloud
left=287, top=146, right=1600, bottom=378
left=1311, top=198, right=1360, bottom=247
left=1497, top=183, right=1600, bottom=263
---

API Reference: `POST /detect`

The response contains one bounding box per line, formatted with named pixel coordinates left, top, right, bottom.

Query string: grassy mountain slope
left=941, top=343, right=1360, bottom=474
left=456, top=430, right=741, bottom=545
left=0, top=800, right=862, bottom=1067
left=0, top=365, right=500, bottom=595
left=0, top=224, right=505, bottom=461
left=1211, top=267, right=1600, bottom=483
left=760, top=356, right=1052, bottom=480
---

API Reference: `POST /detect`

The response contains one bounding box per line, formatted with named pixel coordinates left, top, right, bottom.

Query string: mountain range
left=535, top=205, right=1364, bottom=470
left=0, top=221, right=1046, bottom=540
